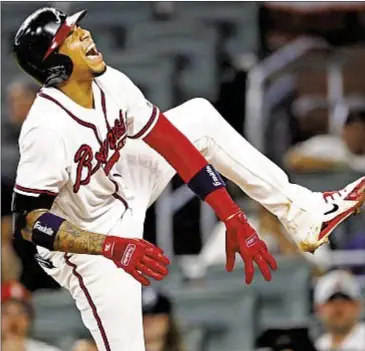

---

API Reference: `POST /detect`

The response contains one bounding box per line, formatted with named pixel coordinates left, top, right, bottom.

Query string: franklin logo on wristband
left=34, top=220, right=54, bottom=236
left=188, top=164, right=225, bottom=200
left=121, top=243, right=136, bottom=266
left=31, top=212, right=65, bottom=250
left=206, top=165, right=222, bottom=186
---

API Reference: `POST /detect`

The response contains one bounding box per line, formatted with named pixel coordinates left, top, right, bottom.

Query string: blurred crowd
left=1, top=281, right=184, bottom=351
left=2, top=272, right=364, bottom=351
left=1, top=1, right=365, bottom=351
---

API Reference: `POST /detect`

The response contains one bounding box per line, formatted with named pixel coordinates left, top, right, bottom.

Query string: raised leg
left=152, top=98, right=365, bottom=251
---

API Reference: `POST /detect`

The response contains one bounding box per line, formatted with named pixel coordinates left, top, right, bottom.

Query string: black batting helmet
left=13, top=7, right=87, bottom=87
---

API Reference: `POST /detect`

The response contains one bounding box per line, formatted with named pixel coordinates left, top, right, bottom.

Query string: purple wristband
left=187, top=164, right=226, bottom=200
left=32, top=212, right=65, bottom=250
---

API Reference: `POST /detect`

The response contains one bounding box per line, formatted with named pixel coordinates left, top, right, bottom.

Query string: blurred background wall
left=1, top=2, right=365, bottom=351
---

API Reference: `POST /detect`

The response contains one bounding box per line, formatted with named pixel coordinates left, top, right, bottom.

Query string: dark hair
left=142, top=288, right=184, bottom=351
left=345, top=109, right=365, bottom=126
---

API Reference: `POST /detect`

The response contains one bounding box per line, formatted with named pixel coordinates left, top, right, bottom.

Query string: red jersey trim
left=38, top=92, right=103, bottom=145
left=14, top=184, right=58, bottom=197
left=94, top=83, right=112, bottom=131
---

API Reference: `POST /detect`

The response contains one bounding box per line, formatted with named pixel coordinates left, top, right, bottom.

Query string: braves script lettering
left=73, top=111, right=127, bottom=193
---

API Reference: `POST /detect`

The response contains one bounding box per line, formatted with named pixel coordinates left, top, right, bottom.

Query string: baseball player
left=11, top=7, right=364, bottom=351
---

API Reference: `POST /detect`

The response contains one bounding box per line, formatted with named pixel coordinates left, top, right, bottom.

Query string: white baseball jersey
left=315, top=322, right=365, bottom=351
left=15, top=66, right=160, bottom=234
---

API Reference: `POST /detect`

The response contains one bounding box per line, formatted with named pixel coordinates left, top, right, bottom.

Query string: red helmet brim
left=43, top=9, right=87, bottom=60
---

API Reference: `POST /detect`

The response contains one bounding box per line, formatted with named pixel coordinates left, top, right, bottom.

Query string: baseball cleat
left=299, top=176, right=365, bottom=253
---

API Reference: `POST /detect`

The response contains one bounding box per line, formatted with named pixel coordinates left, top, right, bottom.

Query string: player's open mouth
left=85, top=44, right=103, bottom=61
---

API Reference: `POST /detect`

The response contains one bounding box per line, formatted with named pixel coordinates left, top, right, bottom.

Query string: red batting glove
left=224, top=211, right=278, bottom=284
left=102, top=236, right=170, bottom=286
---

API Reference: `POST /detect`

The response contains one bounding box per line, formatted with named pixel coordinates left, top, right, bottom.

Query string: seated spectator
left=284, top=109, right=365, bottom=173
left=71, top=338, right=97, bottom=351
left=1, top=215, right=22, bottom=283
left=142, top=287, right=184, bottom=351
left=2, top=76, right=39, bottom=187
left=1, top=281, right=63, bottom=351
left=255, top=327, right=317, bottom=351
left=314, top=270, right=365, bottom=351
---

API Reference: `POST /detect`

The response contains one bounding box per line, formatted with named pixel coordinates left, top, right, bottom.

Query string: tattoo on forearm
left=22, top=209, right=46, bottom=241
left=24, top=210, right=105, bottom=255
left=54, top=221, right=105, bottom=254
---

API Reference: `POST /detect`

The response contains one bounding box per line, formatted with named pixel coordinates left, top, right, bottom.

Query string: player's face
left=58, top=25, right=106, bottom=81
left=1, top=301, right=31, bottom=338
left=318, top=298, right=361, bottom=334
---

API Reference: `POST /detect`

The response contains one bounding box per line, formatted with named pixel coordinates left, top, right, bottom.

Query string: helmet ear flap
left=43, top=53, right=73, bottom=87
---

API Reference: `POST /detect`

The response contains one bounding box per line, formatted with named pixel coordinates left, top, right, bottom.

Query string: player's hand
left=224, top=211, right=277, bottom=284
left=102, top=236, right=170, bottom=286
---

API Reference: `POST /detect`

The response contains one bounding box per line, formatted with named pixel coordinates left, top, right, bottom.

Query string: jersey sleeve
left=15, top=128, right=69, bottom=198
left=121, top=74, right=160, bottom=140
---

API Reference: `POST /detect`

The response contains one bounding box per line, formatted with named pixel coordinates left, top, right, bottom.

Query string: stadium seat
left=205, top=257, right=311, bottom=329
left=118, top=34, right=218, bottom=102
left=32, top=289, right=89, bottom=351
left=174, top=2, right=259, bottom=55
left=125, top=19, right=214, bottom=49
left=106, top=53, right=175, bottom=110
left=70, top=1, right=154, bottom=24
left=168, top=284, right=257, bottom=351
left=158, top=256, right=312, bottom=333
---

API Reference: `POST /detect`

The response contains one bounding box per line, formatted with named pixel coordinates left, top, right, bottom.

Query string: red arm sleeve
left=143, top=113, right=239, bottom=220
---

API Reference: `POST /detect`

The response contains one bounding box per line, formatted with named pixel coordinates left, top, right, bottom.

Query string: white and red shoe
left=299, top=176, right=365, bottom=253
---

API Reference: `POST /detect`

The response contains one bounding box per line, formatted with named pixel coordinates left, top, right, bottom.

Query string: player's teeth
left=86, top=46, right=97, bottom=56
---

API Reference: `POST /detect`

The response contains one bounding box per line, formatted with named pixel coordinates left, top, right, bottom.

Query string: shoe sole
left=299, top=178, right=365, bottom=253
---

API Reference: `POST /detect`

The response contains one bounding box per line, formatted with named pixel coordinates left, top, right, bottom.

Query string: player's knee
left=182, top=98, right=219, bottom=128
left=188, top=98, right=219, bottom=126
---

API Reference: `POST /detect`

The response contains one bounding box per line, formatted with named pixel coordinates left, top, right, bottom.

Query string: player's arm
left=143, top=113, right=277, bottom=283
left=20, top=208, right=105, bottom=254
left=14, top=127, right=168, bottom=286
left=118, top=68, right=276, bottom=283
left=12, top=127, right=102, bottom=254
left=13, top=198, right=169, bottom=286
